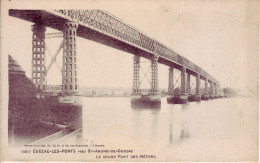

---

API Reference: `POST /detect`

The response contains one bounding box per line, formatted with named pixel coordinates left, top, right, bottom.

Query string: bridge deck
left=9, top=9, right=218, bottom=84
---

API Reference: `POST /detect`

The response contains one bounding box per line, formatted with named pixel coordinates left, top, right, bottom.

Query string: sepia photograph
left=1, top=0, right=259, bottom=162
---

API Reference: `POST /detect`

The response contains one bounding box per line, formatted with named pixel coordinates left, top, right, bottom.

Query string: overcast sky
left=3, top=0, right=259, bottom=92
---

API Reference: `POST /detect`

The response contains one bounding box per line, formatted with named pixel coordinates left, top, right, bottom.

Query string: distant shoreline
left=82, top=95, right=130, bottom=98
left=81, top=94, right=168, bottom=98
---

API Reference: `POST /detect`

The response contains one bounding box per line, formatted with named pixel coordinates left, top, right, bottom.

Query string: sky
left=3, top=0, right=259, bottom=93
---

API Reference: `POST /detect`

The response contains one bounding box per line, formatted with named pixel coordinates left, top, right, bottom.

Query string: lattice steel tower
left=62, top=22, right=79, bottom=94
left=31, top=24, right=46, bottom=90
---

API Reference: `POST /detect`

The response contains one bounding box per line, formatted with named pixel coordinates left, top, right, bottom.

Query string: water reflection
left=180, top=122, right=189, bottom=139
left=9, top=95, right=258, bottom=161
left=131, top=101, right=161, bottom=109
left=181, top=104, right=189, bottom=109
left=168, top=104, right=190, bottom=147
left=169, top=108, right=173, bottom=146
left=180, top=104, right=190, bottom=141
left=132, top=109, right=141, bottom=141
left=151, top=109, right=159, bottom=143
left=131, top=102, right=160, bottom=144
left=13, top=96, right=257, bottom=161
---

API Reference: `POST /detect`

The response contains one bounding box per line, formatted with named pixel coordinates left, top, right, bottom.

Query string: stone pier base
left=201, top=94, right=209, bottom=100
left=167, top=93, right=188, bottom=104
left=188, top=94, right=201, bottom=102
left=131, top=93, right=161, bottom=108
left=209, top=95, right=215, bottom=99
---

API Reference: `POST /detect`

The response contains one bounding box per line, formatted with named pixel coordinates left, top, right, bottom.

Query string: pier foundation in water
left=209, top=95, right=215, bottom=99
left=131, top=93, right=161, bottom=108
left=188, top=94, right=201, bottom=102
left=167, top=93, right=188, bottom=104
left=201, top=94, right=209, bottom=100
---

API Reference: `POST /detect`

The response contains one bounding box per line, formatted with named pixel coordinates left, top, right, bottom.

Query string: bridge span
left=9, top=9, right=221, bottom=105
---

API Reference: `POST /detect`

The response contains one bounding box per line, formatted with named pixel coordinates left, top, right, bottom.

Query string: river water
left=80, top=96, right=258, bottom=161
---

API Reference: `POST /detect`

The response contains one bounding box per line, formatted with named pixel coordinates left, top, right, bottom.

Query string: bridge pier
left=186, top=73, right=191, bottom=95
left=151, top=55, right=159, bottom=93
left=195, top=74, right=201, bottom=101
left=131, top=55, right=161, bottom=108
left=168, top=67, right=174, bottom=94
left=168, top=66, right=188, bottom=104
left=214, top=83, right=219, bottom=98
left=131, top=55, right=141, bottom=105
left=149, top=55, right=161, bottom=104
left=201, top=79, right=209, bottom=100
left=61, top=22, right=79, bottom=95
left=31, top=23, right=46, bottom=90
left=189, top=73, right=201, bottom=102
left=132, top=56, right=140, bottom=94
left=59, top=21, right=82, bottom=105
left=179, top=67, right=188, bottom=104
left=167, top=67, right=175, bottom=103
left=209, top=82, right=215, bottom=99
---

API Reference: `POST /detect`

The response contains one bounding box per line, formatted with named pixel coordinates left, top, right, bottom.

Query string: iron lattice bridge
left=9, top=9, right=218, bottom=84
left=55, top=10, right=217, bottom=83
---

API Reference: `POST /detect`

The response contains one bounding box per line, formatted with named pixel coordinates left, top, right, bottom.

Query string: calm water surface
left=81, top=97, right=258, bottom=161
